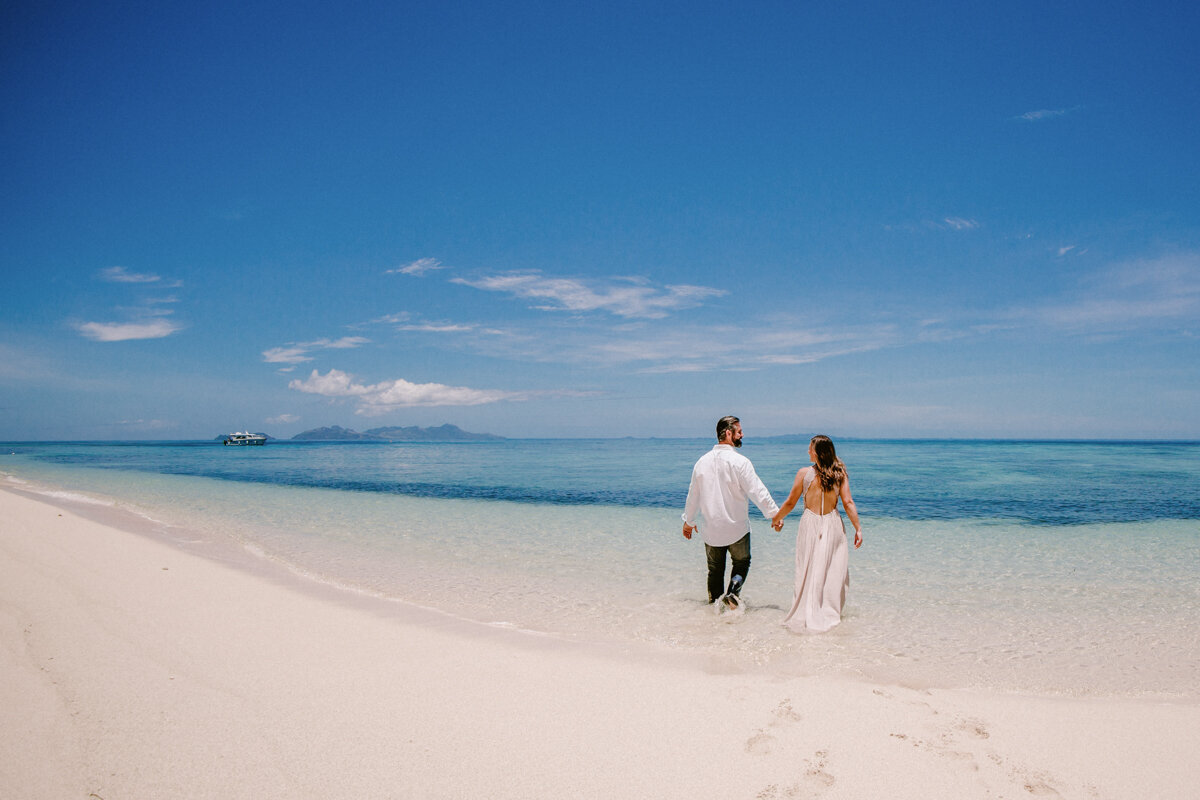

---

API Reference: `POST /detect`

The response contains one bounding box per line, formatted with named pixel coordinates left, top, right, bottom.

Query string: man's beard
left=733, top=437, right=742, bottom=448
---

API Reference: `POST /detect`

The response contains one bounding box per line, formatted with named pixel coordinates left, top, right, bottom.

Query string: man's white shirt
left=682, top=444, right=779, bottom=547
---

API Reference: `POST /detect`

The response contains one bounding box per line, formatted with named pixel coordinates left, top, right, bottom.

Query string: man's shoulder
left=707, top=445, right=752, bottom=465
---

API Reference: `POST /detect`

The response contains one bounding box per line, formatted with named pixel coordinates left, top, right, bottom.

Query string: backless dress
left=782, top=470, right=849, bottom=634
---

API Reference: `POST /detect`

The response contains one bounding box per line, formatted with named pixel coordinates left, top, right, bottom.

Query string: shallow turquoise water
left=4, top=438, right=1198, bottom=698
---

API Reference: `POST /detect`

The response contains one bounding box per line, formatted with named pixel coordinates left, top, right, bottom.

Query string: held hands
left=854, top=528, right=863, bottom=549
left=682, top=523, right=695, bottom=540
left=771, top=514, right=785, bottom=532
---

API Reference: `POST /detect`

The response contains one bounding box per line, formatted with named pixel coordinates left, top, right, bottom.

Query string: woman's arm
left=772, top=468, right=808, bottom=530
left=840, top=476, right=863, bottom=548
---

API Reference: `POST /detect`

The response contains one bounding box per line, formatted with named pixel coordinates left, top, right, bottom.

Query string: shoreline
left=2, top=487, right=1198, bottom=798
left=5, top=467, right=1198, bottom=700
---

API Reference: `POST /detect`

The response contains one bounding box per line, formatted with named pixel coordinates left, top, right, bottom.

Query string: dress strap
left=803, top=469, right=826, bottom=514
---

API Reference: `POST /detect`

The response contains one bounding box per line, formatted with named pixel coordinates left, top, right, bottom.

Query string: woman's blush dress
left=782, top=472, right=850, bottom=634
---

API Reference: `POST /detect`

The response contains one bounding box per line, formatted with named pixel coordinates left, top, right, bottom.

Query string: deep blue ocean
left=4, top=438, right=1198, bottom=698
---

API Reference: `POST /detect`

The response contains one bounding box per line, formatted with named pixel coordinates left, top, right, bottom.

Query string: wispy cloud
left=452, top=271, right=725, bottom=319
left=99, top=266, right=183, bottom=288
left=266, top=413, right=299, bottom=424
left=322, top=336, right=370, bottom=349
left=1016, top=105, right=1082, bottom=122
left=439, top=312, right=903, bottom=374
left=395, top=322, right=479, bottom=333
left=75, top=318, right=182, bottom=342
left=600, top=322, right=902, bottom=373
left=942, top=217, right=980, bottom=231
left=76, top=267, right=185, bottom=341
left=368, top=311, right=505, bottom=335
left=1021, top=252, right=1200, bottom=333
left=386, top=257, right=445, bottom=276
left=884, top=217, right=981, bottom=233
left=262, top=346, right=312, bottom=364
left=262, top=336, right=370, bottom=364
left=100, top=266, right=161, bottom=283
left=288, top=369, right=522, bottom=415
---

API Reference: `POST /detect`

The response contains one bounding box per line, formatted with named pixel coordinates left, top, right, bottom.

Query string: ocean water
left=3, top=438, right=1198, bottom=699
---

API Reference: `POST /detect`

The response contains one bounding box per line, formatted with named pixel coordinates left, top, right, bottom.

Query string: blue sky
left=2, top=1, right=1198, bottom=440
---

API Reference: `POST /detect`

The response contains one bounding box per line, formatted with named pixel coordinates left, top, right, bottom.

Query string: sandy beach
left=2, top=487, right=1196, bottom=799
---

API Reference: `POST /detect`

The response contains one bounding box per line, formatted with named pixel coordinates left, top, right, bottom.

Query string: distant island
left=290, top=424, right=504, bottom=442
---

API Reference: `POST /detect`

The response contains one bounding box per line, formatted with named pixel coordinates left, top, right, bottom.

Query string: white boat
left=223, top=431, right=267, bottom=446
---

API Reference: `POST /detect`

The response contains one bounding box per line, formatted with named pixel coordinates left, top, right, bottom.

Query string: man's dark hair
left=716, top=415, right=740, bottom=442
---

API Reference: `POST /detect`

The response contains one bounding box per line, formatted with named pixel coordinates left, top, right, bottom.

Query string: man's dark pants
left=704, top=532, right=751, bottom=603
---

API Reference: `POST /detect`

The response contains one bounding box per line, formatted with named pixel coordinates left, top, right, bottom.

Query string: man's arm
left=740, top=460, right=780, bottom=520
left=681, top=465, right=701, bottom=539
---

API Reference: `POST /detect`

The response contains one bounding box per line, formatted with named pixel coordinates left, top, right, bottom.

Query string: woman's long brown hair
left=811, top=435, right=847, bottom=492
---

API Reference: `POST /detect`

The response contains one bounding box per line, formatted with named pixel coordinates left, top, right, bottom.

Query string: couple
left=681, top=416, right=863, bottom=634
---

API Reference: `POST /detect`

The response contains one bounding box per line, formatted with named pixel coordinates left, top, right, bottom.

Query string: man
left=682, top=416, right=779, bottom=610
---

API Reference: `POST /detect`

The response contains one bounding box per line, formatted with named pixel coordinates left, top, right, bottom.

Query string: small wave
left=33, top=489, right=116, bottom=507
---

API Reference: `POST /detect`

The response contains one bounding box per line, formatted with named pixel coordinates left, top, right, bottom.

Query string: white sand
left=2, top=487, right=1196, bottom=799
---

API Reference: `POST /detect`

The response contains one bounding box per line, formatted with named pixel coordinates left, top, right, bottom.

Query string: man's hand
left=682, top=523, right=695, bottom=539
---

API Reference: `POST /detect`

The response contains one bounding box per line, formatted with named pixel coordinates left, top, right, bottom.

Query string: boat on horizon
left=223, top=431, right=268, bottom=446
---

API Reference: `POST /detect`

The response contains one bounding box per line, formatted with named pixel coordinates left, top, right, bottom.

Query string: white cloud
left=886, top=219, right=981, bottom=233
left=943, top=217, right=980, bottom=231
left=369, top=311, right=505, bottom=335
left=262, top=336, right=370, bottom=363
left=101, top=266, right=160, bottom=283
left=387, top=257, right=445, bottom=276
left=75, top=319, right=182, bottom=342
left=1057, top=245, right=1077, bottom=257
left=267, top=413, right=299, bottom=424
left=395, top=323, right=478, bottom=333
left=76, top=267, right=185, bottom=340
left=618, top=323, right=902, bottom=374
left=370, top=312, right=411, bottom=325
left=322, top=336, right=370, bottom=349
left=1006, top=252, right=1200, bottom=334
left=452, top=272, right=725, bottom=319
left=288, top=369, right=522, bottom=414
left=1016, top=106, right=1082, bottom=122
left=448, top=313, right=902, bottom=374
left=262, top=346, right=313, bottom=364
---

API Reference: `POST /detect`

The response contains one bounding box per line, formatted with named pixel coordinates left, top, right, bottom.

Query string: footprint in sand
left=772, top=699, right=803, bottom=724
left=957, top=717, right=990, bottom=739
left=804, top=750, right=836, bottom=788
left=1023, top=779, right=1063, bottom=796
left=745, top=731, right=775, bottom=755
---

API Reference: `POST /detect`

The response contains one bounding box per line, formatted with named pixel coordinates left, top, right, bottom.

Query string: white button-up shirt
left=682, top=444, right=779, bottom=547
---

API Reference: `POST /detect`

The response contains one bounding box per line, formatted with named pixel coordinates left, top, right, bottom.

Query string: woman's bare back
left=802, top=467, right=841, bottom=514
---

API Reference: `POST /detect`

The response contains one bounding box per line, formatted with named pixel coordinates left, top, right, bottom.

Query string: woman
left=771, top=435, right=863, bottom=633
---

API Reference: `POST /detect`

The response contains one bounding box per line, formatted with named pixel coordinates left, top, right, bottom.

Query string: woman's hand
left=853, top=528, right=863, bottom=549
